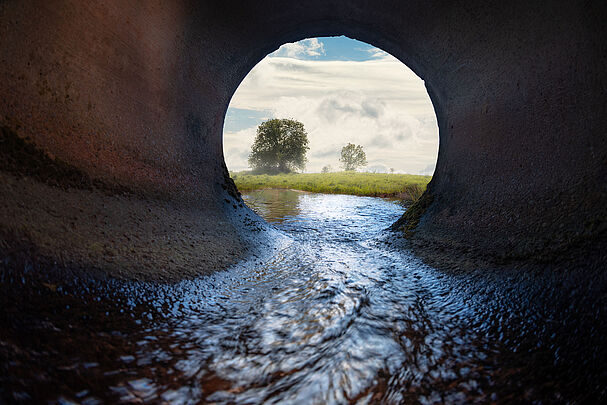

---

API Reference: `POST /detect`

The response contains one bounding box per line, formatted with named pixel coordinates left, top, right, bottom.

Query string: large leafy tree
left=248, top=119, right=309, bottom=173
left=339, top=143, right=367, bottom=171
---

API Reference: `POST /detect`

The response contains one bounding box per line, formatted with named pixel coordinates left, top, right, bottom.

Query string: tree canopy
left=248, top=119, right=309, bottom=174
left=339, top=143, right=367, bottom=171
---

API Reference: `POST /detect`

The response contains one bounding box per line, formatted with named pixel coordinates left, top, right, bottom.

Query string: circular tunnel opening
left=222, top=36, right=439, bottom=222
left=1, top=3, right=605, bottom=401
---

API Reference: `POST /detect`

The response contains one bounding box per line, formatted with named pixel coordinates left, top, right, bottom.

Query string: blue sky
left=223, top=36, right=438, bottom=174
left=272, top=36, right=379, bottom=61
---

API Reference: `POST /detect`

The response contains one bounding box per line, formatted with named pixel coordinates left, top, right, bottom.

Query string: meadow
left=231, top=171, right=431, bottom=202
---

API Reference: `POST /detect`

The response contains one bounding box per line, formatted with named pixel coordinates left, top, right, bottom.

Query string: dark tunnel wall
left=0, top=0, right=606, bottom=278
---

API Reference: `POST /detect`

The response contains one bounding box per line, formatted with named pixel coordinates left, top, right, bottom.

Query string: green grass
left=231, top=171, right=431, bottom=201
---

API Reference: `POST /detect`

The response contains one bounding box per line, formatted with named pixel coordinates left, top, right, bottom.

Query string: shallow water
left=1, top=190, right=604, bottom=403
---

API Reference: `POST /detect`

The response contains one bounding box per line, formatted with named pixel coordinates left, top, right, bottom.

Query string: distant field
left=231, top=171, right=431, bottom=201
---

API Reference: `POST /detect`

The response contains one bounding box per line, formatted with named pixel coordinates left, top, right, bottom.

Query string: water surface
left=1, top=189, right=602, bottom=403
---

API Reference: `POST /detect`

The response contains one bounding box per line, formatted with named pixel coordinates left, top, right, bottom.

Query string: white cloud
left=420, top=162, right=436, bottom=176
left=223, top=127, right=257, bottom=171
left=224, top=48, right=438, bottom=174
left=271, top=38, right=325, bottom=59
left=366, top=47, right=390, bottom=60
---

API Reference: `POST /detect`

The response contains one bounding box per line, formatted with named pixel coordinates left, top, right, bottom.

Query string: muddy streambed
left=1, top=189, right=605, bottom=403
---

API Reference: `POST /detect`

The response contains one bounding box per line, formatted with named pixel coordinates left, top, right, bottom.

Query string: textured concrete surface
left=0, top=172, right=275, bottom=282
left=1, top=0, right=606, bottom=278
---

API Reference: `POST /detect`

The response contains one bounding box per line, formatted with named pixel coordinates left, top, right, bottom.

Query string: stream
left=1, top=189, right=604, bottom=403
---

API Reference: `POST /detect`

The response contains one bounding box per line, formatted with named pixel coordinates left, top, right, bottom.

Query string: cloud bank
left=223, top=40, right=438, bottom=174
left=271, top=38, right=326, bottom=58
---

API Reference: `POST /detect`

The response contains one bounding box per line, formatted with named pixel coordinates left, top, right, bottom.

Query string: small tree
left=321, top=165, right=332, bottom=173
left=339, top=143, right=367, bottom=171
left=248, top=119, right=309, bottom=173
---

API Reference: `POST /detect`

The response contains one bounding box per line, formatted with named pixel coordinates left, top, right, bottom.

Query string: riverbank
left=231, top=171, right=431, bottom=201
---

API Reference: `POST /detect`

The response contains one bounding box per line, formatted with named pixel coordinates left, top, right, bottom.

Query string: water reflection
left=0, top=190, right=604, bottom=403
left=243, top=189, right=303, bottom=223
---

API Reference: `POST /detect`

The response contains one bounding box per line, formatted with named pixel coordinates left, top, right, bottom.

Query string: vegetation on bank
left=231, top=171, right=431, bottom=202
left=248, top=118, right=309, bottom=174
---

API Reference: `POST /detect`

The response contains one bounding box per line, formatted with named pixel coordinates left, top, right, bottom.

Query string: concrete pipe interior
left=0, top=0, right=606, bottom=281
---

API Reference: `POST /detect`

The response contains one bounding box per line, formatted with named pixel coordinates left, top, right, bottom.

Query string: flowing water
left=1, top=190, right=604, bottom=403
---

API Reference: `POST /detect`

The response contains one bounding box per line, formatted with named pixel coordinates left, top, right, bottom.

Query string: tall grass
left=231, top=171, right=431, bottom=202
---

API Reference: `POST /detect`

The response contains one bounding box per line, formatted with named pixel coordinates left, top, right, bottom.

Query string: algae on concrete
left=391, top=189, right=434, bottom=237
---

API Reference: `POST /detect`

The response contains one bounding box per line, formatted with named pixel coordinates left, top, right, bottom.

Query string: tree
left=339, top=143, right=367, bottom=171
left=321, top=165, right=332, bottom=173
left=248, top=119, right=309, bottom=173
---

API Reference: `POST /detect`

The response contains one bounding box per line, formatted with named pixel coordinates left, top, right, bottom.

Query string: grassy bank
left=231, top=171, right=431, bottom=201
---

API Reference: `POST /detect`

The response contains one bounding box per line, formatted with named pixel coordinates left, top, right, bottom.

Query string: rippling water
left=1, top=190, right=605, bottom=403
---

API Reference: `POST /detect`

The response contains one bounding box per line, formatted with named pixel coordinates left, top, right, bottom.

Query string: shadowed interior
left=0, top=0, right=606, bottom=279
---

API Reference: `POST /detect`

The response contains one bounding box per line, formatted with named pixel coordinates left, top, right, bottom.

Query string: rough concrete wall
left=418, top=1, right=607, bottom=261
left=0, top=0, right=228, bottom=196
left=0, top=0, right=257, bottom=279
left=0, top=0, right=605, bottom=277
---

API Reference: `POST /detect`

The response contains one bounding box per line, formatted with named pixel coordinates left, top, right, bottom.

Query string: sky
left=223, top=36, right=438, bottom=175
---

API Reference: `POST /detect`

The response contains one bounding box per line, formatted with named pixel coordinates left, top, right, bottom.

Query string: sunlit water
left=1, top=190, right=604, bottom=403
